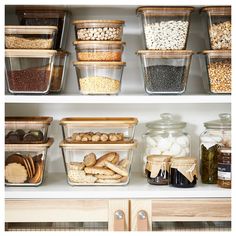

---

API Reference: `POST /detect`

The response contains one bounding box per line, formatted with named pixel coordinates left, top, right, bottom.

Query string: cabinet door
left=130, top=198, right=231, bottom=231
left=5, top=199, right=129, bottom=231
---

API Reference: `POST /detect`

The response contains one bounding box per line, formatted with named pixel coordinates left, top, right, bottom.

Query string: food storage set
left=5, top=117, right=53, bottom=186
left=72, top=20, right=126, bottom=95
left=59, top=117, right=138, bottom=185
left=5, top=8, right=70, bottom=94
left=136, top=7, right=194, bottom=95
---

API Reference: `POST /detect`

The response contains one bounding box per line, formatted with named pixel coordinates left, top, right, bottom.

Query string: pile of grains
left=79, top=76, right=120, bottom=94
left=5, top=35, right=54, bottom=49
left=50, top=65, right=64, bottom=92
left=209, top=21, right=231, bottom=49
left=208, top=60, right=231, bottom=93
left=77, top=51, right=121, bottom=61
left=77, top=27, right=122, bottom=41
left=144, top=21, right=189, bottom=49
left=7, top=67, right=50, bottom=92
left=144, top=65, right=186, bottom=93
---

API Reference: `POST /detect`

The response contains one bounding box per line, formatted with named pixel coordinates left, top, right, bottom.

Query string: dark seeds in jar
left=144, top=65, right=186, bottom=93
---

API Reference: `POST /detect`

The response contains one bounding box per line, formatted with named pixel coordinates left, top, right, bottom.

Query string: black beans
left=144, top=65, right=186, bottom=94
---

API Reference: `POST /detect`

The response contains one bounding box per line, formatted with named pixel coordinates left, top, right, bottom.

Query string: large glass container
left=200, top=113, right=231, bottom=184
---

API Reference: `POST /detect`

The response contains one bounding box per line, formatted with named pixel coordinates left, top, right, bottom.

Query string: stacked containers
left=136, top=7, right=194, bottom=94
left=72, top=20, right=126, bottom=95
left=200, top=6, right=231, bottom=94
left=5, top=8, right=70, bottom=94
left=59, top=117, right=138, bottom=186
left=5, top=117, right=53, bottom=186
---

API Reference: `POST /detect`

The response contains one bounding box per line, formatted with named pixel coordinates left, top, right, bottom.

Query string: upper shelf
left=5, top=172, right=231, bottom=199
left=5, top=94, right=231, bottom=104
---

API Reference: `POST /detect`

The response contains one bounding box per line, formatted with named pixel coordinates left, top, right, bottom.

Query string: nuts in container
left=5, top=138, right=53, bottom=186
left=73, top=20, right=125, bottom=41
left=60, top=117, right=138, bottom=143
left=60, top=141, right=137, bottom=186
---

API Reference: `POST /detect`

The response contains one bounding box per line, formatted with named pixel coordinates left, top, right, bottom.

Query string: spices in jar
left=144, top=21, right=189, bottom=50
left=79, top=76, right=120, bottom=94
left=77, top=51, right=121, bottom=61
left=209, top=21, right=231, bottom=50
left=145, top=155, right=171, bottom=185
left=145, top=65, right=186, bottom=93
left=170, top=157, right=197, bottom=188
left=208, top=60, right=231, bottom=94
left=218, top=147, right=231, bottom=189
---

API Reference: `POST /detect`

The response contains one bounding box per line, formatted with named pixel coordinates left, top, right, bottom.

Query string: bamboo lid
left=200, top=6, right=231, bottom=15
left=73, top=61, right=126, bottom=67
left=5, top=49, right=57, bottom=58
left=137, top=50, right=193, bottom=59
left=5, top=116, right=53, bottom=124
left=73, top=20, right=125, bottom=28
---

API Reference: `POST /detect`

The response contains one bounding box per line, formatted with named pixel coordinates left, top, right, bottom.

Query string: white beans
left=144, top=20, right=189, bottom=50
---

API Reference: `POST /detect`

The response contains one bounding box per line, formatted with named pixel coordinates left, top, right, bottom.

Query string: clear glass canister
left=200, top=113, right=231, bottom=184
left=142, top=113, right=190, bottom=173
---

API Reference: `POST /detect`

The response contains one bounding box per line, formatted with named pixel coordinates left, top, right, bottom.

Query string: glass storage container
left=5, top=116, right=53, bottom=144
left=73, top=20, right=125, bottom=41
left=5, top=138, right=53, bottom=186
left=200, top=113, right=231, bottom=184
left=73, top=61, right=126, bottom=95
left=73, top=41, right=125, bottom=61
left=201, top=6, right=231, bottom=50
left=142, top=113, right=190, bottom=173
left=60, top=117, right=138, bottom=143
left=5, top=26, right=58, bottom=49
left=136, top=7, right=194, bottom=50
left=170, top=157, right=198, bottom=188
left=145, top=155, right=171, bottom=185
left=137, top=50, right=193, bottom=94
left=60, top=141, right=137, bottom=186
left=49, top=50, right=70, bottom=93
left=217, top=147, right=231, bottom=189
left=201, top=50, right=231, bottom=94
left=5, top=49, right=56, bottom=94
left=16, top=7, right=70, bottom=49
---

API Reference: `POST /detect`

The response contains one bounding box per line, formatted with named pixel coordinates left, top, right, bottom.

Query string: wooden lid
left=200, top=50, right=231, bottom=57
left=5, top=49, right=57, bottom=57
left=5, top=25, right=58, bottom=34
left=137, top=50, right=193, bottom=58
left=73, top=20, right=125, bottom=28
left=136, top=6, right=195, bottom=16
left=73, top=61, right=126, bottom=66
left=200, top=6, right=231, bottom=15
left=5, top=116, right=53, bottom=124
left=60, top=139, right=137, bottom=150
left=60, top=117, right=138, bottom=126
left=5, top=137, right=54, bottom=151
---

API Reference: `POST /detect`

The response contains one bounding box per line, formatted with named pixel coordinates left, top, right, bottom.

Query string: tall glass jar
left=142, top=113, right=190, bottom=173
left=200, top=113, right=231, bottom=184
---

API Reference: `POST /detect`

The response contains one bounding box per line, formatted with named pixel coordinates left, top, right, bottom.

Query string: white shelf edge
left=5, top=95, right=231, bottom=104
left=5, top=172, right=231, bottom=199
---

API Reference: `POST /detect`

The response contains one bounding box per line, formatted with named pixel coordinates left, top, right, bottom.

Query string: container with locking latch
left=201, top=6, right=231, bottom=50
left=200, top=113, right=231, bottom=184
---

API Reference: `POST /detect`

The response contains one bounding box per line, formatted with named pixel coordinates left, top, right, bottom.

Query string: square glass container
left=73, top=20, right=125, bottom=41
left=60, top=117, right=138, bottom=143
left=5, top=116, right=53, bottom=144
left=49, top=50, right=70, bottom=93
left=5, top=138, right=53, bottom=186
left=73, top=61, right=126, bottom=95
left=73, top=41, right=125, bottom=61
left=60, top=141, right=137, bottom=186
left=5, top=49, right=57, bottom=94
left=137, top=50, right=193, bottom=94
left=136, top=7, right=194, bottom=50
left=201, top=50, right=231, bottom=94
left=201, top=6, right=231, bottom=50
left=16, top=7, right=70, bottom=49
left=5, top=26, right=58, bottom=49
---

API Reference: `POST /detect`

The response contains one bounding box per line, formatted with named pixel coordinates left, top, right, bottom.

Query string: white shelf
left=5, top=94, right=231, bottom=104
left=5, top=172, right=231, bottom=199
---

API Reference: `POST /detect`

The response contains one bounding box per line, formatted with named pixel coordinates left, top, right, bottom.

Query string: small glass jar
left=142, top=113, right=190, bottom=173
left=170, top=157, right=197, bottom=188
left=218, top=147, right=231, bottom=189
left=145, top=155, right=171, bottom=185
left=200, top=113, right=231, bottom=184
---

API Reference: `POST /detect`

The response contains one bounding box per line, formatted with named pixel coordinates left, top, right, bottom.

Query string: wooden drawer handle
left=137, top=210, right=149, bottom=231
left=113, top=210, right=125, bottom=231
